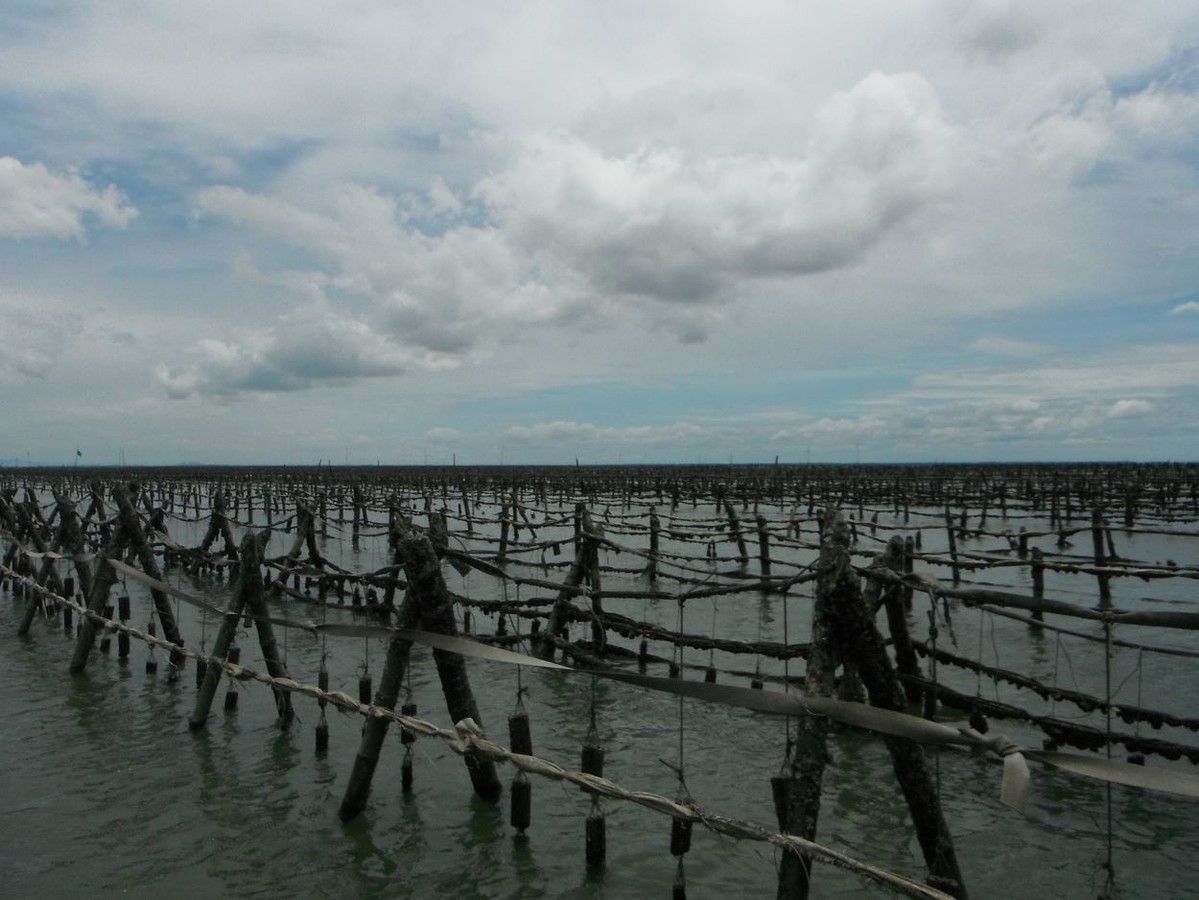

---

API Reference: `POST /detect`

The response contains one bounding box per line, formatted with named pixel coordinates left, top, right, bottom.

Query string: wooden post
left=1030, top=547, right=1045, bottom=627
left=189, top=532, right=265, bottom=730
left=111, top=483, right=186, bottom=667
left=721, top=489, right=750, bottom=567
left=647, top=508, right=660, bottom=582
left=865, top=536, right=923, bottom=704
left=776, top=510, right=839, bottom=899
left=243, top=548, right=294, bottom=725
left=16, top=499, right=65, bottom=635
left=1091, top=508, right=1112, bottom=607
left=756, top=514, right=772, bottom=581
left=944, top=510, right=960, bottom=586
left=819, top=510, right=968, bottom=898
left=69, top=507, right=129, bottom=674
left=497, top=497, right=511, bottom=564
left=396, top=529, right=502, bottom=803
left=339, top=587, right=419, bottom=821
left=540, top=523, right=589, bottom=661
left=582, top=510, right=605, bottom=654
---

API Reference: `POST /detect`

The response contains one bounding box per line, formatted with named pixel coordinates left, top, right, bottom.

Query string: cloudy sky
left=2, top=1, right=1198, bottom=466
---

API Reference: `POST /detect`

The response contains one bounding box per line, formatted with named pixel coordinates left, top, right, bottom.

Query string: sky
left=2, top=1, right=1198, bottom=466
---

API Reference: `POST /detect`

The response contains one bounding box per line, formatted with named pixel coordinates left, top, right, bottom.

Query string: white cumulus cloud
left=0, top=157, right=137, bottom=239
left=155, top=305, right=407, bottom=400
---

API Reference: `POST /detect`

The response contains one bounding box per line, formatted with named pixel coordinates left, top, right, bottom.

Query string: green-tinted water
left=3, top=497, right=1199, bottom=899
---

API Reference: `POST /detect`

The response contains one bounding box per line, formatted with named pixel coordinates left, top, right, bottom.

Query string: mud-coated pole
left=189, top=532, right=262, bottom=730
left=397, top=529, right=502, bottom=803
left=338, top=588, right=419, bottom=821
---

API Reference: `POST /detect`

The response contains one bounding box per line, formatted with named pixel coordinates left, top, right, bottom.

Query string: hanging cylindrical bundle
left=118, top=594, right=131, bottom=621
left=704, top=665, right=716, bottom=683
left=400, top=701, right=417, bottom=746
left=462, top=610, right=473, bottom=633
left=668, top=660, right=680, bottom=679
left=585, top=799, right=606, bottom=868
left=509, top=710, right=533, bottom=756
left=358, top=673, right=373, bottom=706
left=62, top=604, right=72, bottom=633
left=510, top=771, right=532, bottom=831
left=670, top=816, right=692, bottom=856
left=315, top=716, right=329, bottom=753
left=638, top=637, right=648, bottom=672
left=118, top=631, right=131, bottom=659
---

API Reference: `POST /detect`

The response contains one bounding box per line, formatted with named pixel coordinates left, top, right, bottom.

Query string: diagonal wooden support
left=189, top=530, right=272, bottom=730
left=793, top=510, right=968, bottom=899
left=110, top=483, right=186, bottom=666
left=69, top=524, right=129, bottom=674
left=337, top=518, right=501, bottom=820
left=16, top=498, right=66, bottom=635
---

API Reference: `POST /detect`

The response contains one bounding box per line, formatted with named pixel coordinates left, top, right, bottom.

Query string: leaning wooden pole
left=16, top=499, right=65, bottom=635
left=822, top=510, right=968, bottom=898
left=69, top=526, right=128, bottom=673
left=338, top=586, right=420, bottom=821
left=54, top=492, right=95, bottom=608
left=189, top=532, right=263, bottom=730
left=397, top=528, right=502, bottom=803
left=242, top=536, right=294, bottom=725
left=111, top=483, right=186, bottom=666
left=538, top=539, right=589, bottom=660
left=865, top=536, right=924, bottom=704
left=777, top=510, right=841, bottom=899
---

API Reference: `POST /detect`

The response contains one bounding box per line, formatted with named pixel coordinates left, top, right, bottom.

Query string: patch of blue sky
left=972, top=294, right=1194, bottom=353
left=1108, top=43, right=1199, bottom=98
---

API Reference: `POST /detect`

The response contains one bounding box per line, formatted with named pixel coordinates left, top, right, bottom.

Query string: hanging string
left=1050, top=633, right=1062, bottom=720
left=677, top=598, right=686, bottom=782
left=975, top=607, right=985, bottom=699
left=709, top=596, right=718, bottom=673
left=781, top=584, right=793, bottom=759
left=1101, top=618, right=1117, bottom=899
